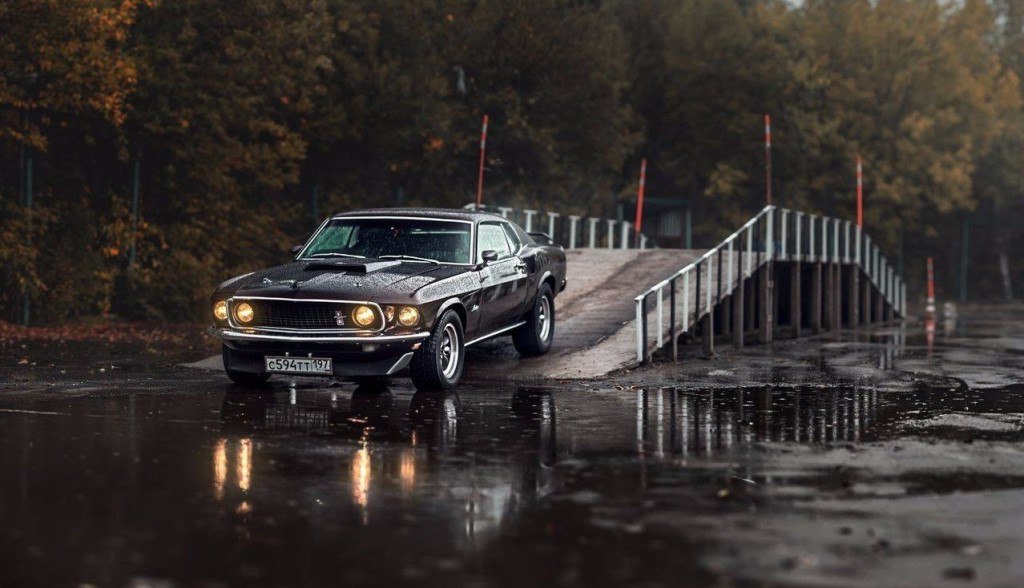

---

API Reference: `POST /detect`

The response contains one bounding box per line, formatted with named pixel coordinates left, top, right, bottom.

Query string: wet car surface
left=2, top=304, right=1024, bottom=587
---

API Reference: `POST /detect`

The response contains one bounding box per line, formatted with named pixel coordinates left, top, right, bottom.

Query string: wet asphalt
left=2, top=305, right=1024, bottom=587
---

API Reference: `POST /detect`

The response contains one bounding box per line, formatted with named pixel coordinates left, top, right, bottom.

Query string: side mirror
left=290, top=245, right=303, bottom=255
left=481, top=250, right=499, bottom=263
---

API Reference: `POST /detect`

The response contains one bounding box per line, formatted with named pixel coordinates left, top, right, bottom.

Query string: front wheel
left=513, top=283, right=554, bottom=357
left=410, top=310, right=465, bottom=391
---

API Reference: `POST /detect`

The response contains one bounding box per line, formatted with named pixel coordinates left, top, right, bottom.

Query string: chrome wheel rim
left=538, top=295, right=552, bottom=341
left=440, top=323, right=460, bottom=379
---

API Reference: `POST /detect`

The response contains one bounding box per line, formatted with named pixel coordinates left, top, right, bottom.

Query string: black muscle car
left=212, top=208, right=567, bottom=390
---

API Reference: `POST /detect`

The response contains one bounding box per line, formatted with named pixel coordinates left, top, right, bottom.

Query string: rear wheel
left=410, top=310, right=465, bottom=391
left=513, top=283, right=554, bottom=357
left=222, top=345, right=270, bottom=387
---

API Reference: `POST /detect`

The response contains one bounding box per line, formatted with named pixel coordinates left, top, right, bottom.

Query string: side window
left=501, top=223, right=521, bottom=253
left=477, top=223, right=512, bottom=263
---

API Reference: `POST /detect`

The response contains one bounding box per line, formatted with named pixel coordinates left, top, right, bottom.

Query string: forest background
left=2, top=0, right=1023, bottom=324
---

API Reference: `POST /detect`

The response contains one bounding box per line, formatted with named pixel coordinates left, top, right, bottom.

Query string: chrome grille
left=232, top=299, right=380, bottom=331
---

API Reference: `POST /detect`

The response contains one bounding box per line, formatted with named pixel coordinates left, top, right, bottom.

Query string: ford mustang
left=211, top=208, right=567, bottom=390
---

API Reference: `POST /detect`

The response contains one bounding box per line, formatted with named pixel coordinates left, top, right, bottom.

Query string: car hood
left=214, top=259, right=470, bottom=302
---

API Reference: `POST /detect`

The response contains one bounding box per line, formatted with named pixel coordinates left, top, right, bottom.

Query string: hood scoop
left=303, top=260, right=402, bottom=273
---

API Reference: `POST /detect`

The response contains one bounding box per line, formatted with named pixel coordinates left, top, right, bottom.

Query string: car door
left=476, top=221, right=529, bottom=334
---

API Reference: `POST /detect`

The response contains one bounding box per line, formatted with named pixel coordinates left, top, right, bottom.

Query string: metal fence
left=465, top=203, right=651, bottom=249
left=633, top=205, right=907, bottom=362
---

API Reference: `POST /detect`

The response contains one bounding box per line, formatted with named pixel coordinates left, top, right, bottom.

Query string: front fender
left=538, top=270, right=554, bottom=290
left=434, top=296, right=467, bottom=328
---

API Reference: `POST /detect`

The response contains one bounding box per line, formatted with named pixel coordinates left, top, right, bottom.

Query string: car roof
left=330, top=207, right=508, bottom=223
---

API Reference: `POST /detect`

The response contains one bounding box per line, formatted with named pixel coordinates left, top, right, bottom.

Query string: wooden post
left=733, top=279, right=745, bottom=347
left=746, top=270, right=756, bottom=334
left=849, top=266, right=860, bottom=327
left=702, top=310, right=714, bottom=357
left=772, top=262, right=780, bottom=338
left=722, top=293, right=732, bottom=337
left=670, top=277, right=677, bottom=361
left=874, top=284, right=883, bottom=325
left=833, top=263, right=843, bottom=332
left=791, top=261, right=802, bottom=337
left=759, top=263, right=773, bottom=343
left=862, top=270, right=872, bottom=324
left=812, top=262, right=823, bottom=334
left=824, top=262, right=835, bottom=331
left=886, top=269, right=895, bottom=326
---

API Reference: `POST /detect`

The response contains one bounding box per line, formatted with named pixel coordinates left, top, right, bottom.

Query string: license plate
left=264, top=356, right=333, bottom=375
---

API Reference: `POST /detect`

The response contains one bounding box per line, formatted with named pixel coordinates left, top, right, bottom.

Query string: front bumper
left=218, top=328, right=430, bottom=377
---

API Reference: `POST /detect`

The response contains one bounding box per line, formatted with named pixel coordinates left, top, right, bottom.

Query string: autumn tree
left=122, top=0, right=335, bottom=317
left=3, top=0, right=1024, bottom=323
left=0, top=0, right=148, bottom=321
left=305, top=0, right=639, bottom=217
left=973, top=0, right=1024, bottom=300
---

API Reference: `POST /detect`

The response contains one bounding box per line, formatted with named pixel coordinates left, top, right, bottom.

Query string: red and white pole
left=856, top=156, right=863, bottom=228
left=926, top=257, right=936, bottom=317
left=764, top=114, right=772, bottom=206
left=634, top=158, right=647, bottom=248
left=475, top=114, right=489, bottom=210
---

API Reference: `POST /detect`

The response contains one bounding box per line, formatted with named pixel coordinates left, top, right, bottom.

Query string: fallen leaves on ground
left=0, top=320, right=206, bottom=345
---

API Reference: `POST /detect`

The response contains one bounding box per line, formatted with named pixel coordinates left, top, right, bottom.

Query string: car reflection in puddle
left=214, top=385, right=561, bottom=547
left=211, top=380, right=1024, bottom=526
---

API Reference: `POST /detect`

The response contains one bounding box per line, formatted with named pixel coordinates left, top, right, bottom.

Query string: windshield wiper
left=307, top=252, right=366, bottom=259
left=379, top=254, right=440, bottom=264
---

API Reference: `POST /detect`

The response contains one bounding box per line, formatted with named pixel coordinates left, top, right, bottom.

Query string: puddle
left=631, top=382, right=1024, bottom=456
left=215, top=379, right=1024, bottom=466
left=3, top=336, right=1024, bottom=587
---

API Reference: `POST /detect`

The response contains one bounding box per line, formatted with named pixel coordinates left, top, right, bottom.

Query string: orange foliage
left=0, top=0, right=154, bottom=150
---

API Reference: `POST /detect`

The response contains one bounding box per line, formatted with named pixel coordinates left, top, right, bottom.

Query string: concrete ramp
left=467, top=248, right=704, bottom=380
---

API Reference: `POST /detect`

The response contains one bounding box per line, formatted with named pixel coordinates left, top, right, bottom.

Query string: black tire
left=410, top=309, right=465, bottom=391
left=513, top=283, right=554, bottom=357
left=222, top=345, right=270, bottom=387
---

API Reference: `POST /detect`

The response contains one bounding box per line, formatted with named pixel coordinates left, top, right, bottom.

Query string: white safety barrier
left=633, top=205, right=904, bottom=362
left=465, top=203, right=652, bottom=249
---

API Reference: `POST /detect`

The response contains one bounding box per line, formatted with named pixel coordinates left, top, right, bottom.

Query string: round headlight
left=351, top=305, right=377, bottom=328
left=234, top=302, right=254, bottom=324
left=213, top=300, right=228, bottom=321
left=397, top=306, right=420, bottom=327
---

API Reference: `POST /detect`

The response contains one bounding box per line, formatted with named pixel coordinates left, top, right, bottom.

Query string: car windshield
left=300, top=217, right=473, bottom=264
